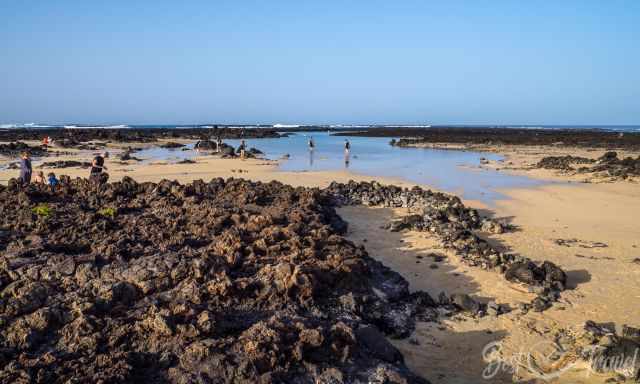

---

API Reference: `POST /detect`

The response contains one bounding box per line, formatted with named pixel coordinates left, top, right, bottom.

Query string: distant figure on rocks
left=19, top=152, right=32, bottom=184
left=34, top=171, right=45, bottom=184
left=90, top=152, right=108, bottom=183
left=344, top=139, right=351, bottom=155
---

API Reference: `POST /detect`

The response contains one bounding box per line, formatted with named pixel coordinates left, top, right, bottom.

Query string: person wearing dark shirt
left=19, top=152, right=32, bottom=184
left=344, top=139, right=351, bottom=154
left=238, top=140, right=247, bottom=160
left=90, top=152, right=108, bottom=183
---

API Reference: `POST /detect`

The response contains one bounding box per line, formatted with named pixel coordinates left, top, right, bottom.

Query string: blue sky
left=1, top=1, right=638, bottom=125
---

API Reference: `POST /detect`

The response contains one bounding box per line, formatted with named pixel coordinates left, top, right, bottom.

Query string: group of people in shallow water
left=307, top=137, right=351, bottom=167
left=307, top=137, right=350, bottom=154
left=17, top=149, right=109, bottom=188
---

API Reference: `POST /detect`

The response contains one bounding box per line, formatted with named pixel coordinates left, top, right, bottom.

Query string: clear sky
left=1, top=1, right=638, bottom=125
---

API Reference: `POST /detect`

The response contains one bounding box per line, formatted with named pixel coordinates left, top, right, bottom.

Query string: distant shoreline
left=2, top=126, right=640, bottom=150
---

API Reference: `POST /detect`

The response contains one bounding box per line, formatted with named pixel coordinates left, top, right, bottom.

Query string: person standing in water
left=308, top=137, right=315, bottom=151
left=216, top=135, right=223, bottom=153
left=238, top=139, right=247, bottom=160
left=19, top=152, right=32, bottom=184
left=343, top=139, right=351, bottom=168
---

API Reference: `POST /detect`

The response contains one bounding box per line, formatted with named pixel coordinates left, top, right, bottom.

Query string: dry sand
left=2, top=141, right=639, bottom=383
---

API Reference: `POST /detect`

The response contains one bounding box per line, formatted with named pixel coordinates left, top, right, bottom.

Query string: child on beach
left=19, top=152, right=32, bottom=184
left=47, top=172, right=58, bottom=192
left=34, top=171, right=45, bottom=184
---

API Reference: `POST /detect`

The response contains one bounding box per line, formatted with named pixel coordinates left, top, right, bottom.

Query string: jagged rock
left=160, top=141, right=185, bottom=148
left=356, top=325, right=403, bottom=363
left=39, top=160, right=91, bottom=168
left=0, top=177, right=432, bottom=383
left=450, top=293, right=480, bottom=314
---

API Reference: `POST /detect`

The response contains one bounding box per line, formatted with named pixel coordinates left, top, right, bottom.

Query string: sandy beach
left=1, top=136, right=639, bottom=383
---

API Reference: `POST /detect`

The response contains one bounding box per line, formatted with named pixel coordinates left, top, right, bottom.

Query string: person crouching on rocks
left=89, top=152, right=108, bottom=184
left=34, top=171, right=45, bottom=184
left=19, top=151, right=32, bottom=185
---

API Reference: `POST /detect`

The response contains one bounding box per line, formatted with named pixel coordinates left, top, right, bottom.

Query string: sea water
left=135, top=131, right=546, bottom=203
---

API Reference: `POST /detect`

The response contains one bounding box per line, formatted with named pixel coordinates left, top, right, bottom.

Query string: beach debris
left=177, top=159, right=196, bottom=164
left=0, top=177, right=436, bottom=383
left=555, top=238, right=608, bottom=248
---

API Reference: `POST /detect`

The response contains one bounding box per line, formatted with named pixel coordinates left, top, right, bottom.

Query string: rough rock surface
left=39, top=160, right=92, bottom=169
left=0, top=142, right=49, bottom=158
left=324, top=181, right=567, bottom=312
left=536, top=155, right=595, bottom=171
left=588, top=151, right=640, bottom=179
left=0, top=128, right=283, bottom=144
left=371, top=128, right=640, bottom=150
left=536, top=151, right=640, bottom=179
left=0, top=177, right=435, bottom=383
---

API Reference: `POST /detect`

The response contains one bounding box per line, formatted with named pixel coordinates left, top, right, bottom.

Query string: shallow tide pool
left=136, top=132, right=547, bottom=203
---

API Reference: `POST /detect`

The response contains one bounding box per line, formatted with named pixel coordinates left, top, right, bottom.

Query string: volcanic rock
left=0, top=177, right=431, bottom=383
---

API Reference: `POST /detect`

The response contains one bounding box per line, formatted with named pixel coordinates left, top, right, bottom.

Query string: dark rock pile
left=0, top=128, right=283, bottom=144
left=0, top=142, right=49, bottom=158
left=378, top=128, right=640, bottom=150
left=589, top=151, right=640, bottom=179
left=324, top=181, right=567, bottom=312
left=0, top=178, right=436, bottom=383
left=536, top=155, right=595, bottom=170
left=536, top=151, right=640, bottom=179
left=39, top=160, right=92, bottom=169
left=160, top=142, right=186, bottom=149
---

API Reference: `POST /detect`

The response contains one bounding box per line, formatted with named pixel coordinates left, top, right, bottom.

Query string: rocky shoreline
left=0, top=177, right=439, bottom=383
left=373, top=128, right=640, bottom=150
left=537, top=151, right=640, bottom=179
left=0, top=128, right=283, bottom=145
left=2, top=176, right=638, bottom=382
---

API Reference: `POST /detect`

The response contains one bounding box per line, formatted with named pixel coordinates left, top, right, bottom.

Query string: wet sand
left=1, top=139, right=639, bottom=383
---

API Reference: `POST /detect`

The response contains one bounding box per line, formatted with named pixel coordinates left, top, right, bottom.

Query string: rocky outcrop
left=588, top=151, right=640, bottom=179
left=536, top=151, right=640, bottom=179
left=0, top=142, right=49, bottom=158
left=159, top=142, right=185, bottom=149
left=536, top=155, right=595, bottom=170
left=39, top=160, right=92, bottom=169
left=0, top=177, right=434, bottom=383
left=324, top=181, right=567, bottom=312
left=0, top=128, right=283, bottom=144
